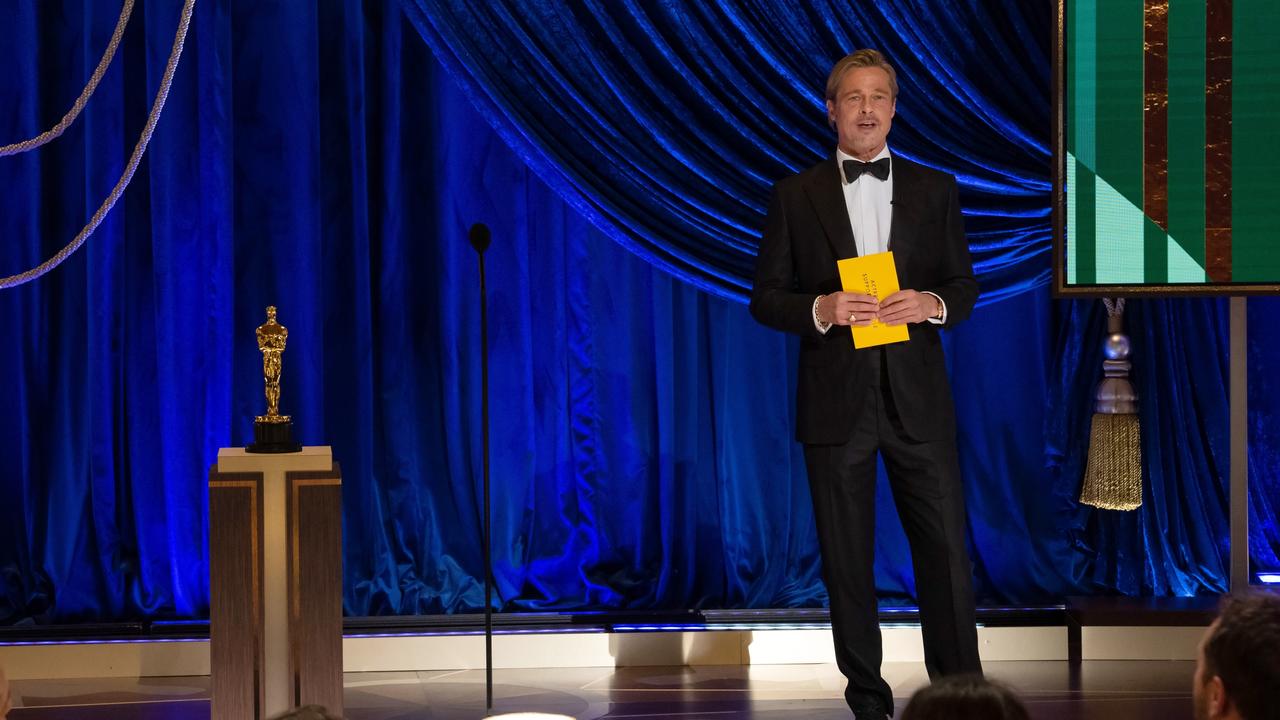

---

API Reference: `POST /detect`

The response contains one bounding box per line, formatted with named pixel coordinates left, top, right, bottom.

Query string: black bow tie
left=842, top=157, right=891, bottom=182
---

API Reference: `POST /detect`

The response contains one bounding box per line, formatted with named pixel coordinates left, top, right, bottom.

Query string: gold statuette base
left=247, top=418, right=302, bottom=454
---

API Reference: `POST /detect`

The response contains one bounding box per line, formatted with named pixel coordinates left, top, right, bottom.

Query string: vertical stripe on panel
left=1166, top=0, right=1207, bottom=277
left=1095, top=173, right=1145, bottom=283
left=1095, top=0, right=1144, bottom=280
left=1074, top=0, right=1097, bottom=170
left=1143, top=0, right=1169, bottom=282
left=1077, top=159, right=1096, bottom=284
left=1066, top=0, right=1077, bottom=284
left=1069, top=0, right=1099, bottom=283
left=1067, top=154, right=1077, bottom=284
left=1168, top=233, right=1207, bottom=282
left=1144, top=222, right=1166, bottom=283
left=1068, top=0, right=1077, bottom=160
left=1204, top=0, right=1232, bottom=281
left=1231, top=0, right=1280, bottom=282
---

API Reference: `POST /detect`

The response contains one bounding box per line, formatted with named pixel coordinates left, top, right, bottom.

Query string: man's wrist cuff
left=923, top=291, right=947, bottom=324
left=813, top=294, right=831, bottom=333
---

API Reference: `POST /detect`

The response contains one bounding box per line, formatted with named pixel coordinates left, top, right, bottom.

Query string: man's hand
left=818, top=292, right=879, bottom=327
left=878, top=289, right=939, bottom=326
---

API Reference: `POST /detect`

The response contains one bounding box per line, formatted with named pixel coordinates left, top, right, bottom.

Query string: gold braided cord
left=0, top=0, right=135, bottom=156
left=0, top=0, right=194, bottom=290
left=1080, top=413, right=1143, bottom=511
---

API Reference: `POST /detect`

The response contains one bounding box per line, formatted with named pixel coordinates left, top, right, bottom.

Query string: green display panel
left=1054, top=0, right=1280, bottom=295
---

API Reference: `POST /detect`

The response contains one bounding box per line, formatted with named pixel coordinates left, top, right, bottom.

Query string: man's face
left=826, top=66, right=896, bottom=160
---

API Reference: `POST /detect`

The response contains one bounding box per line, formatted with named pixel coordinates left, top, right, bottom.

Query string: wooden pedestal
left=209, top=446, right=343, bottom=719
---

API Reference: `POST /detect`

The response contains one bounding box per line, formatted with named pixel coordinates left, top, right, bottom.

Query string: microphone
left=467, top=219, right=495, bottom=708
left=469, top=223, right=491, bottom=254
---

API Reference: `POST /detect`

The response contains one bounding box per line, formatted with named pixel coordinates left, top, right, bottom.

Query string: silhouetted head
left=900, top=674, right=1030, bottom=720
left=267, top=705, right=345, bottom=720
left=1194, top=592, right=1280, bottom=720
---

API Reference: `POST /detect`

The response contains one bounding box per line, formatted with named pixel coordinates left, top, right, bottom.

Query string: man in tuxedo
left=750, top=49, right=982, bottom=718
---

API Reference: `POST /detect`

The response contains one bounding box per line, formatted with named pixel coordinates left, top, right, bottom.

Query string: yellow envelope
left=837, top=251, right=910, bottom=349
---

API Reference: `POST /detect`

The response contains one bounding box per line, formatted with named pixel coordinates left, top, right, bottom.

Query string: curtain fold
left=1, top=1, right=1276, bottom=626
left=398, top=0, right=1050, bottom=303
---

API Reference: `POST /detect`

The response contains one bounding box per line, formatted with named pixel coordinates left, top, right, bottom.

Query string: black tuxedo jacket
left=749, top=154, right=978, bottom=444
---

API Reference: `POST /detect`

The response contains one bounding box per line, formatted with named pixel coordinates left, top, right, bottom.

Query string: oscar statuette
left=246, top=305, right=302, bottom=453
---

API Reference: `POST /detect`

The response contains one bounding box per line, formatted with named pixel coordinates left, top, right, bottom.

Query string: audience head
left=900, top=674, right=1029, bottom=720
left=267, top=706, right=344, bottom=720
left=1194, top=591, right=1280, bottom=720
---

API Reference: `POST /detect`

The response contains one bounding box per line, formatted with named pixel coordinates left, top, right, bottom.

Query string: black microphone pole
left=468, top=222, right=494, bottom=710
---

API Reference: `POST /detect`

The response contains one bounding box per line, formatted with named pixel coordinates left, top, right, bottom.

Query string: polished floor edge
left=0, top=624, right=1207, bottom=680
left=3, top=660, right=1202, bottom=720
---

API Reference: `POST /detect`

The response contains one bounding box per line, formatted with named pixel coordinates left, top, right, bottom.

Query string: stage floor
left=5, top=660, right=1194, bottom=719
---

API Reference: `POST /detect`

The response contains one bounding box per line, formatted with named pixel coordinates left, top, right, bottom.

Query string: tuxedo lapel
left=804, top=157, right=857, bottom=260
left=887, top=156, right=916, bottom=271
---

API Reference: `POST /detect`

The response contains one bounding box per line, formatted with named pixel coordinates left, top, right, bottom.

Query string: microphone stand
left=468, top=223, right=494, bottom=710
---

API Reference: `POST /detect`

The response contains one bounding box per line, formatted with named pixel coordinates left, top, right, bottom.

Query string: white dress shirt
left=838, top=145, right=894, bottom=257
left=813, top=145, right=946, bottom=333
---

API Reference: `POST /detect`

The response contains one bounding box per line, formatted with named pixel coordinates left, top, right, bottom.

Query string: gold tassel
left=1080, top=299, right=1142, bottom=511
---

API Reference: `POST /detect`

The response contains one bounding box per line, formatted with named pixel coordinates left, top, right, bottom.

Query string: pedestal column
left=209, top=446, right=343, bottom=719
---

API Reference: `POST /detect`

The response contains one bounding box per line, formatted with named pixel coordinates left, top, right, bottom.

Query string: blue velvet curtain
left=399, top=0, right=1050, bottom=304
left=1, top=0, right=1276, bottom=625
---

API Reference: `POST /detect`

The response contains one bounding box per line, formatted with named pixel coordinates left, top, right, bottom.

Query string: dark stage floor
left=6, top=660, right=1196, bottom=719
